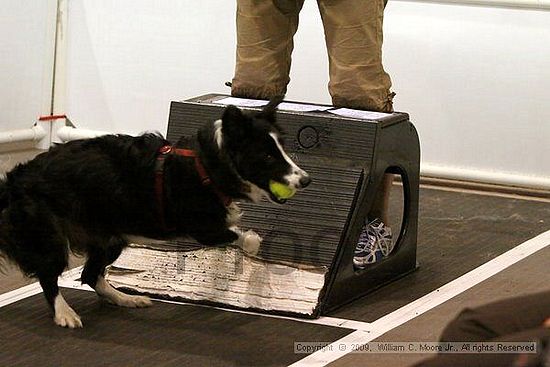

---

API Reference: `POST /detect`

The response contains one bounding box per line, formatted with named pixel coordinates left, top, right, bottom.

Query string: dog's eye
left=265, top=154, right=276, bottom=163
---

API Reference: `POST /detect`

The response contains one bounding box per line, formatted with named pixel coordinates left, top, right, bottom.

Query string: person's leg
left=370, top=174, right=393, bottom=225
left=318, top=0, right=395, bottom=247
left=317, top=0, right=395, bottom=113
left=231, top=0, right=304, bottom=99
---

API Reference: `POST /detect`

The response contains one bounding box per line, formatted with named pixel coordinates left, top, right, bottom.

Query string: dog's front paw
left=108, top=294, right=153, bottom=308
left=242, top=230, right=262, bottom=256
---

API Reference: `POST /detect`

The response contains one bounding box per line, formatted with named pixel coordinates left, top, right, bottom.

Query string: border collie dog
left=0, top=98, right=310, bottom=328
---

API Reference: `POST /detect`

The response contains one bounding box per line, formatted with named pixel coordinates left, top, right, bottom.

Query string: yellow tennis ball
left=269, top=180, right=296, bottom=200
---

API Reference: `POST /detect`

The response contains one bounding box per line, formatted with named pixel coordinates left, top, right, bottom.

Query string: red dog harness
left=155, top=145, right=232, bottom=232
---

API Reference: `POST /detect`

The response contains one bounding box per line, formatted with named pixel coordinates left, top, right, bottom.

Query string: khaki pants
left=231, top=0, right=395, bottom=112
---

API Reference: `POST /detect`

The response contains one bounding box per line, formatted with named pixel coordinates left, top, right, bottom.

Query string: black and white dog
left=0, top=98, right=310, bottom=328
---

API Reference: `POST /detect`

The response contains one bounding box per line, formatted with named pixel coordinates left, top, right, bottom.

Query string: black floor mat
left=1, top=187, right=549, bottom=366
left=0, top=288, right=350, bottom=367
left=332, top=186, right=550, bottom=321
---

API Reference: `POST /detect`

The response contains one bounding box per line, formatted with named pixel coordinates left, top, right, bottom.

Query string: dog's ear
left=222, top=105, right=246, bottom=140
left=257, top=95, right=284, bottom=124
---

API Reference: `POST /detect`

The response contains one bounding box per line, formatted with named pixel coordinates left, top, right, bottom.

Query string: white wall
left=0, top=0, right=56, bottom=131
left=64, top=0, right=550, bottom=187
left=65, top=1, right=239, bottom=134
left=64, top=0, right=330, bottom=134
left=385, top=1, right=550, bottom=187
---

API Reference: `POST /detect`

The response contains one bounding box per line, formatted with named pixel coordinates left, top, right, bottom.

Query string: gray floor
left=0, top=288, right=349, bottom=367
left=329, top=245, right=550, bottom=367
left=332, top=187, right=550, bottom=321
left=1, top=149, right=549, bottom=366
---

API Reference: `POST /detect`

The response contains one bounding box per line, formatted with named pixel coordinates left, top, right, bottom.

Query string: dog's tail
left=0, top=178, right=11, bottom=274
left=0, top=178, right=7, bottom=213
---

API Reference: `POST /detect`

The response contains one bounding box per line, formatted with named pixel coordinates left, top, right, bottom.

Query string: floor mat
left=0, top=288, right=350, bottom=367
left=331, top=187, right=550, bottom=321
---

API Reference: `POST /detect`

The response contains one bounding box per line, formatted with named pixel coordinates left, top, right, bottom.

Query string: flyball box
left=107, top=94, right=420, bottom=318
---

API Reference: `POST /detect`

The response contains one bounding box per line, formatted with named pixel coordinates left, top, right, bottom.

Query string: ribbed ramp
left=240, top=163, right=362, bottom=267
left=107, top=94, right=420, bottom=317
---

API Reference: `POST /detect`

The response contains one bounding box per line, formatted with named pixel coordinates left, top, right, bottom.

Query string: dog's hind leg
left=35, top=248, right=81, bottom=328
left=9, top=201, right=82, bottom=328
left=81, top=236, right=152, bottom=308
left=39, top=274, right=83, bottom=328
left=35, top=245, right=82, bottom=328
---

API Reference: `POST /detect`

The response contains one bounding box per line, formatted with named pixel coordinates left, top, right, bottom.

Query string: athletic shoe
left=353, top=218, right=394, bottom=269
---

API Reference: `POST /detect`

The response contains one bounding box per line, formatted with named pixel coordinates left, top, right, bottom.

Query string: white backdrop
left=387, top=1, right=550, bottom=184
left=0, top=0, right=56, bottom=131
left=65, top=1, right=241, bottom=135
left=62, top=0, right=550, bottom=186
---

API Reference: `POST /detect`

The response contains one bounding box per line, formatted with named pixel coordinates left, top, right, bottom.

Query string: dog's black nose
left=299, top=175, right=312, bottom=188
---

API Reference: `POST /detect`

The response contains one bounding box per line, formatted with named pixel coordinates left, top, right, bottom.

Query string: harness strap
left=155, top=145, right=232, bottom=232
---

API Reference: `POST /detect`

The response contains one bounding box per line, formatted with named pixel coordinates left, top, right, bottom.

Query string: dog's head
left=217, top=98, right=311, bottom=203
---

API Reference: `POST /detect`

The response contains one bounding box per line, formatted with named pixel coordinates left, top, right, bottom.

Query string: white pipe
left=394, top=0, right=550, bottom=10
left=4, top=126, right=548, bottom=190
left=0, top=126, right=47, bottom=145
left=56, top=126, right=110, bottom=142
left=421, top=164, right=550, bottom=190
